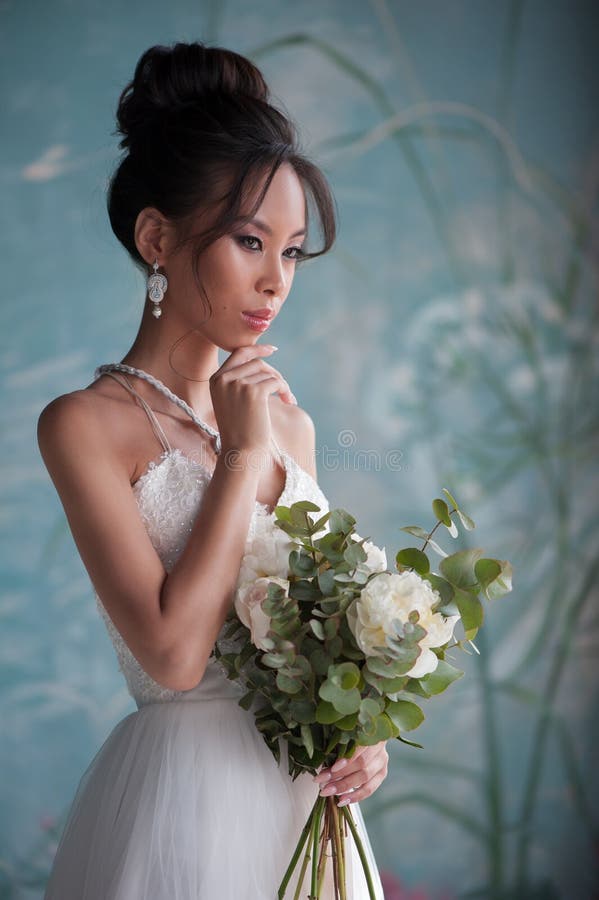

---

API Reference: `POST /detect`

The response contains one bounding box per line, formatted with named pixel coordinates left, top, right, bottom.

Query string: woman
left=38, top=41, right=388, bottom=898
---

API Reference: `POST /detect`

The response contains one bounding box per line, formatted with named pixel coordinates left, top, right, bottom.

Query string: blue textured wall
left=1, top=1, right=598, bottom=897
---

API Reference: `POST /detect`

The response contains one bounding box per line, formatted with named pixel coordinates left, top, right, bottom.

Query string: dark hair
left=107, top=41, right=337, bottom=313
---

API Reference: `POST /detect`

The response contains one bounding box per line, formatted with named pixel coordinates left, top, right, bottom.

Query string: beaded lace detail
left=94, top=446, right=330, bottom=707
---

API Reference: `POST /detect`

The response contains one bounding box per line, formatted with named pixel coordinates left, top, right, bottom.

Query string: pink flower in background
left=380, top=869, right=453, bottom=900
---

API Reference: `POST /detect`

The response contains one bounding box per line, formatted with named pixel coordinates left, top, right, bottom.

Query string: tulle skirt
left=43, top=695, right=385, bottom=899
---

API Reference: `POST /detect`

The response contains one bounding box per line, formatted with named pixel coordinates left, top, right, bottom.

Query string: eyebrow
left=244, top=217, right=307, bottom=239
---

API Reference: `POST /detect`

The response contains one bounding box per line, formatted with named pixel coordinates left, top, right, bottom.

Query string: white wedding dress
left=43, top=365, right=385, bottom=900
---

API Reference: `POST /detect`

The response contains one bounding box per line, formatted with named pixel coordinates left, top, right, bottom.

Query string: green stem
left=316, top=800, right=331, bottom=895
left=292, top=827, right=314, bottom=900
left=278, top=797, right=317, bottom=899
left=310, top=796, right=327, bottom=899
left=340, top=805, right=377, bottom=900
left=331, top=799, right=347, bottom=900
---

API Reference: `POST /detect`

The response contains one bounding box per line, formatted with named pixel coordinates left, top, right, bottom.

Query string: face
left=165, top=162, right=307, bottom=352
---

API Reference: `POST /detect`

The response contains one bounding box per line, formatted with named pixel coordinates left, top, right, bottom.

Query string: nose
left=258, top=251, right=287, bottom=299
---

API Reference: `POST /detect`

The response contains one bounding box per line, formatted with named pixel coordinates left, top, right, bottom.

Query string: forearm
left=158, top=448, right=261, bottom=688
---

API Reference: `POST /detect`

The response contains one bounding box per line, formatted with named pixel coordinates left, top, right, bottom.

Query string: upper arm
left=37, top=393, right=184, bottom=689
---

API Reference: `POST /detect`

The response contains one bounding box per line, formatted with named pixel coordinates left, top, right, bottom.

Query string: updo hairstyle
left=106, top=41, right=337, bottom=307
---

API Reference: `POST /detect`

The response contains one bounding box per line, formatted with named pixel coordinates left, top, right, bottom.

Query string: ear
left=134, top=207, right=177, bottom=266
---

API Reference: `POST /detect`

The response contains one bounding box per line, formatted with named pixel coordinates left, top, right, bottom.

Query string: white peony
left=346, top=570, right=459, bottom=678
left=235, top=576, right=290, bottom=651
left=237, top=518, right=295, bottom=592
left=352, top=532, right=387, bottom=573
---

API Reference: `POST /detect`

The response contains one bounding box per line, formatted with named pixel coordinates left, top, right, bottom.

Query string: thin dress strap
left=101, top=371, right=172, bottom=455
left=269, top=434, right=285, bottom=464
left=95, top=362, right=284, bottom=465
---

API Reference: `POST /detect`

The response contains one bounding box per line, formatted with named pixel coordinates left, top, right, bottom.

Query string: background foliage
left=1, top=1, right=597, bottom=897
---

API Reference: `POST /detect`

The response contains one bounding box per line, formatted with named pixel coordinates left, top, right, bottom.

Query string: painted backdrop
left=1, top=1, right=598, bottom=898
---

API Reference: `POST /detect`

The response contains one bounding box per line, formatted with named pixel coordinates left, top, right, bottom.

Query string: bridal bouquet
left=213, top=489, right=512, bottom=899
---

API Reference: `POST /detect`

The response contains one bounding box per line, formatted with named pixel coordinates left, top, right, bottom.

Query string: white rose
left=235, top=576, right=290, bottom=651
left=352, top=532, right=387, bottom=573
left=346, top=570, right=459, bottom=678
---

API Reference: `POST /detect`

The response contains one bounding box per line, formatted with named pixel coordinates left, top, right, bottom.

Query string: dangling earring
left=147, top=258, right=168, bottom=319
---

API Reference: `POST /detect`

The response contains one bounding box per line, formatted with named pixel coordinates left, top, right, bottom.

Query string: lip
left=242, top=308, right=274, bottom=320
left=241, top=309, right=275, bottom=332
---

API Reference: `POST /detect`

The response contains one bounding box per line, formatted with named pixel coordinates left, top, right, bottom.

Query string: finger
left=218, top=344, right=278, bottom=375
left=318, top=756, right=386, bottom=796
left=318, top=762, right=385, bottom=799
left=240, top=371, right=295, bottom=399
left=336, top=770, right=387, bottom=806
left=316, top=743, right=382, bottom=782
left=217, top=359, right=297, bottom=405
left=220, top=357, right=279, bottom=379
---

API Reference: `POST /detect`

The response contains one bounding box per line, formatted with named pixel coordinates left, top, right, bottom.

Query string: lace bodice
left=95, top=446, right=330, bottom=708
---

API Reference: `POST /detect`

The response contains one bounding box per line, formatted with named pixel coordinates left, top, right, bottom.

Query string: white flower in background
left=352, top=532, right=387, bottom=573
left=235, top=576, right=290, bottom=651
left=347, top=570, right=459, bottom=678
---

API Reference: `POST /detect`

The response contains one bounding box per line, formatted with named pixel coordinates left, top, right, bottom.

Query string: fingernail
left=331, top=759, right=348, bottom=773
left=320, top=784, right=337, bottom=796
left=267, top=344, right=278, bottom=350
left=314, top=773, right=330, bottom=784
left=337, top=797, right=351, bottom=807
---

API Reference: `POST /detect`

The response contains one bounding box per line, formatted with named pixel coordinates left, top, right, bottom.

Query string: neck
left=119, top=302, right=220, bottom=415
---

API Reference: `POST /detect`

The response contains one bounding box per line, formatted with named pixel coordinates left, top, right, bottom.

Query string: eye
left=236, top=234, right=306, bottom=261
left=236, top=234, right=262, bottom=251
left=284, top=246, right=306, bottom=261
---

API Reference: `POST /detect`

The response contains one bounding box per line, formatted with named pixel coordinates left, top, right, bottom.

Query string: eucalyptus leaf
left=480, top=558, right=513, bottom=599
left=399, top=525, right=430, bottom=540
left=441, top=487, right=459, bottom=511
left=319, top=681, right=362, bottom=714
left=289, top=699, right=316, bottom=724
left=396, top=547, right=430, bottom=574
left=309, top=618, right=325, bottom=641
left=276, top=672, right=303, bottom=694
left=454, top=588, right=484, bottom=639
left=358, top=713, right=395, bottom=745
left=300, top=724, right=314, bottom=758
left=315, top=700, right=345, bottom=724
left=432, top=498, right=451, bottom=526
left=317, top=569, right=336, bottom=596
left=420, top=659, right=464, bottom=695
left=239, top=690, right=256, bottom=711
left=386, top=699, right=425, bottom=732
left=456, top=508, right=475, bottom=530
left=344, top=541, right=368, bottom=567
left=439, top=547, right=485, bottom=592
left=336, top=712, right=359, bottom=730
left=328, top=508, right=357, bottom=533
left=262, top=652, right=289, bottom=669
left=324, top=616, right=339, bottom=639
left=425, top=538, right=449, bottom=558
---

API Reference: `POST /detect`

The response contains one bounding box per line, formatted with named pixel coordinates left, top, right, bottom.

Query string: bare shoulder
left=37, top=386, right=127, bottom=481
left=270, top=396, right=317, bottom=480
left=38, top=389, right=99, bottom=459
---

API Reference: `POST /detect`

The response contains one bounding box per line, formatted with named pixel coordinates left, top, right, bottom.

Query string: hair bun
left=116, top=41, right=270, bottom=151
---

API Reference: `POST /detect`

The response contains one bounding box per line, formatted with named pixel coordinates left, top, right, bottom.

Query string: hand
left=209, top=343, right=297, bottom=457
left=312, top=741, right=389, bottom=807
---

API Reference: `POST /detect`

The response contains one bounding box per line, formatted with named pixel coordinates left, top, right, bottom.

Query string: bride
left=37, top=40, right=388, bottom=898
